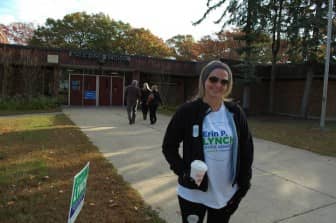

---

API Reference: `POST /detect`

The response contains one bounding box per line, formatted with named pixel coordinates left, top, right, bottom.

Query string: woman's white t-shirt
left=177, top=103, right=238, bottom=209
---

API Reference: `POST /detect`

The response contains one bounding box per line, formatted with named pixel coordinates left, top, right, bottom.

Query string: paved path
left=63, top=107, right=336, bottom=223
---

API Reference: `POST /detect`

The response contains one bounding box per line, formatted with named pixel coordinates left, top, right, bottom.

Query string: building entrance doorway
left=69, top=74, right=124, bottom=106
left=83, top=75, right=96, bottom=106
left=99, top=76, right=111, bottom=105
left=112, top=76, right=123, bottom=105
left=69, top=75, right=83, bottom=105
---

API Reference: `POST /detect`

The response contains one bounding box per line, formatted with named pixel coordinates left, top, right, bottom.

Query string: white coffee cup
left=190, top=160, right=208, bottom=186
left=187, top=214, right=199, bottom=223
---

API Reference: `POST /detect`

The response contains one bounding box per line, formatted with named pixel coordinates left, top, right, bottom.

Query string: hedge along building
left=0, top=43, right=200, bottom=106
left=1, top=43, right=336, bottom=119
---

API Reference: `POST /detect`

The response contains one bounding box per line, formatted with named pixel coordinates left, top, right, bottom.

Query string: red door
left=83, top=76, right=96, bottom=106
left=70, top=75, right=83, bottom=105
left=99, top=76, right=111, bottom=105
left=112, top=77, right=123, bottom=105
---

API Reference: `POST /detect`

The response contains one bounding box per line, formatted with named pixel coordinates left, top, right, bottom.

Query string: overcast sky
left=0, top=0, right=228, bottom=41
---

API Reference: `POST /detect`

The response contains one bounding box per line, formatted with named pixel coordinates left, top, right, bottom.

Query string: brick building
left=0, top=43, right=335, bottom=119
left=0, top=44, right=201, bottom=107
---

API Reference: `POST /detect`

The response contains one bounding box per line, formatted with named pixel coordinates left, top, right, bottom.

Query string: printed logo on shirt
left=202, top=130, right=233, bottom=152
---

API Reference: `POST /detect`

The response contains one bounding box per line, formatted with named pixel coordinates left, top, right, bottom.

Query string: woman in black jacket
left=140, top=82, right=151, bottom=120
left=162, top=60, right=253, bottom=223
left=147, top=84, right=162, bottom=124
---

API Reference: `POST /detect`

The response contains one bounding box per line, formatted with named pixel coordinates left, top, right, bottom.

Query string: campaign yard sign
left=68, top=162, right=90, bottom=223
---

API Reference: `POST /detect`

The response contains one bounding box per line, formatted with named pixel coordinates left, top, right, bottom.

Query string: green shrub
left=0, top=95, right=60, bottom=110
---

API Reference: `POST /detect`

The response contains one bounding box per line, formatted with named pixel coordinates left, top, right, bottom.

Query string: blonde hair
left=197, top=60, right=233, bottom=100
left=151, top=85, right=158, bottom=92
left=143, top=82, right=151, bottom=91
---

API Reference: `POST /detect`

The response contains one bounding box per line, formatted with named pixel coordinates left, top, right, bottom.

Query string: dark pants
left=149, top=104, right=158, bottom=124
left=178, top=196, right=239, bottom=223
left=127, top=103, right=137, bottom=124
left=141, top=103, right=149, bottom=120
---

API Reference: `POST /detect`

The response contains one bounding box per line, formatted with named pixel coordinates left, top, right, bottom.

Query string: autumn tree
left=216, top=30, right=244, bottom=60
left=123, top=28, right=172, bottom=57
left=30, top=12, right=129, bottom=52
left=0, top=22, right=35, bottom=45
left=166, top=35, right=199, bottom=60
left=197, top=35, right=228, bottom=61
left=196, top=32, right=242, bottom=61
left=29, top=12, right=173, bottom=58
left=0, top=30, right=9, bottom=44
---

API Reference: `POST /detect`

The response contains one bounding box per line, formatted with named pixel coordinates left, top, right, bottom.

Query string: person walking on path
left=162, top=60, right=254, bottom=223
left=140, top=82, right=152, bottom=120
left=147, top=84, right=162, bottom=125
left=124, top=80, right=141, bottom=124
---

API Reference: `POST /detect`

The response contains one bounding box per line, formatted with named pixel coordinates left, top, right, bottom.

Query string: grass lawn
left=0, top=108, right=62, bottom=116
left=248, top=116, right=336, bottom=157
left=0, top=113, right=166, bottom=223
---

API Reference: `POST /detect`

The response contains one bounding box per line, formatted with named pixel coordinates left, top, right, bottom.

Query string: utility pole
left=320, top=0, right=333, bottom=129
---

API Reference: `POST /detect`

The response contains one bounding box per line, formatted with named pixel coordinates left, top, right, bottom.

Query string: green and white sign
left=68, top=162, right=90, bottom=223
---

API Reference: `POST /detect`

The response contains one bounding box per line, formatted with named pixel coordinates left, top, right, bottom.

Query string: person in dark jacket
left=140, top=82, right=151, bottom=120
left=162, top=60, right=254, bottom=223
left=147, top=85, right=162, bottom=124
left=124, top=80, right=141, bottom=124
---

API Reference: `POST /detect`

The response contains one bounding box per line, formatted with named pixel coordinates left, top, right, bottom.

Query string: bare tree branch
left=193, top=0, right=227, bottom=26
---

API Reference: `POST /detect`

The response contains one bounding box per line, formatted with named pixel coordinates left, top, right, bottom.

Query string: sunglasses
left=208, top=76, right=229, bottom=86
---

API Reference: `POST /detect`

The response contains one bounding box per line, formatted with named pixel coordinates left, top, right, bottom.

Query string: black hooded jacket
left=162, top=98, right=253, bottom=199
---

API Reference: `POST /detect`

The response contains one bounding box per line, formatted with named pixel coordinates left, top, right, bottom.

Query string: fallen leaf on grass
left=109, top=203, right=118, bottom=208
left=7, top=201, right=15, bottom=206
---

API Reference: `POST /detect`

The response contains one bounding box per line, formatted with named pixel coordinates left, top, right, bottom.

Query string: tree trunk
left=300, top=67, right=313, bottom=119
left=269, top=59, right=276, bottom=113
left=241, top=0, right=253, bottom=113
left=242, top=85, right=250, bottom=115
left=268, top=0, right=283, bottom=114
left=246, top=0, right=253, bottom=62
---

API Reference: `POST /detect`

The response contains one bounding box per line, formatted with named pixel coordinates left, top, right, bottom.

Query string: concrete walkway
left=63, top=107, right=336, bottom=223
